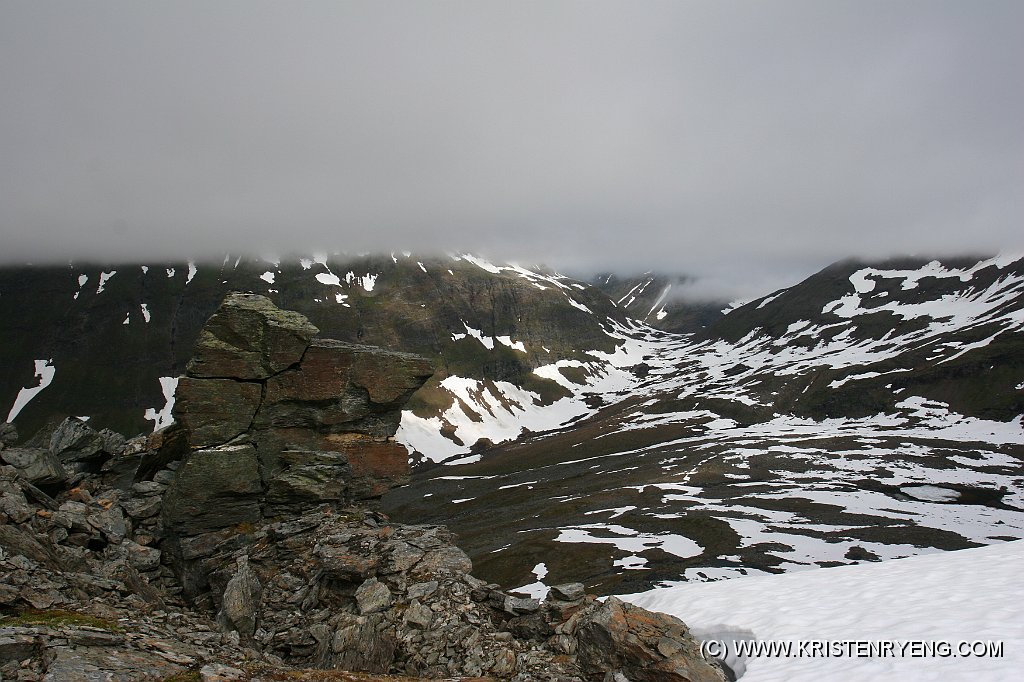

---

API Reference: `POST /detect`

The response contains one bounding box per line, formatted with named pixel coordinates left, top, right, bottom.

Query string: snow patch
left=6, top=359, right=56, bottom=422
left=512, top=563, right=550, bottom=599
left=316, top=273, right=342, bottom=287
left=901, top=485, right=960, bottom=502
left=622, top=541, right=1024, bottom=682
left=554, top=524, right=702, bottom=559
left=96, top=271, right=116, bottom=294
left=143, top=376, right=179, bottom=432
left=461, top=254, right=502, bottom=274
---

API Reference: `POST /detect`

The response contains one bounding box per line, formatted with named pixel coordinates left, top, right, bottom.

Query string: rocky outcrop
left=172, top=503, right=725, bottom=682
left=161, top=443, right=265, bottom=536
left=174, top=378, right=263, bottom=447
left=0, top=453, right=725, bottom=682
left=576, top=598, right=716, bottom=682
left=164, top=293, right=435, bottom=540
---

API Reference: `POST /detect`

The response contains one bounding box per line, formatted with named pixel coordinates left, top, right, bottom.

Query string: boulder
left=49, top=417, right=106, bottom=462
left=161, top=444, right=264, bottom=536
left=98, top=428, right=127, bottom=455
left=575, top=597, right=726, bottom=682
left=123, top=539, right=162, bottom=571
left=355, top=577, right=393, bottom=615
left=551, top=582, right=586, bottom=602
left=87, top=505, right=127, bottom=544
left=186, top=293, right=319, bottom=380
left=135, top=422, right=190, bottom=482
left=412, top=545, right=473, bottom=577
left=0, top=447, right=66, bottom=486
left=173, top=377, right=262, bottom=448
left=331, top=614, right=397, bottom=673
left=217, top=555, right=262, bottom=642
left=0, top=524, right=64, bottom=571
left=403, top=599, right=434, bottom=629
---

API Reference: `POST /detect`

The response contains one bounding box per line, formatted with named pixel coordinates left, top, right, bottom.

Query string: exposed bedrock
left=164, top=292, right=435, bottom=539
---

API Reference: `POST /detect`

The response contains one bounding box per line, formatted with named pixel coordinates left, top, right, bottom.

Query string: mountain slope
left=589, top=272, right=724, bottom=332
left=0, top=254, right=626, bottom=444
left=4, top=252, right=1024, bottom=598
left=383, top=255, right=1024, bottom=595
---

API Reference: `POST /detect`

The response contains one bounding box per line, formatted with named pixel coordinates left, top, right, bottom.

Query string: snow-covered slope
left=621, top=540, right=1024, bottom=681
left=385, top=255, right=1024, bottom=595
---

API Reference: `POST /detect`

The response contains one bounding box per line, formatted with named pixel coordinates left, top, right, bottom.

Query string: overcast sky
left=1, top=1, right=1021, bottom=298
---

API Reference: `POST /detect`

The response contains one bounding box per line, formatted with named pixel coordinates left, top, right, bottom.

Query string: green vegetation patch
left=0, top=608, right=123, bottom=631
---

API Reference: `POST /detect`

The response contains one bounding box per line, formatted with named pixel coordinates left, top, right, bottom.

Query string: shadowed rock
left=49, top=417, right=106, bottom=463
left=0, top=422, right=17, bottom=447
left=161, top=443, right=263, bottom=536
left=173, top=377, right=262, bottom=448
left=0, top=447, right=66, bottom=486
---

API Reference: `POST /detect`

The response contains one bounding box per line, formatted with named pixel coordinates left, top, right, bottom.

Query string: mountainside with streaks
left=3, top=253, right=1024, bottom=600
left=383, top=254, right=1024, bottom=596
left=589, top=272, right=724, bottom=333
left=0, top=254, right=628, bottom=445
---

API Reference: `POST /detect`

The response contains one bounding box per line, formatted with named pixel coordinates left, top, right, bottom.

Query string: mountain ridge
left=3, top=253, right=1023, bottom=597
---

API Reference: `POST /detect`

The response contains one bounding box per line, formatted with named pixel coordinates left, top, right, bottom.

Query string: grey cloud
left=1, top=0, right=1021, bottom=299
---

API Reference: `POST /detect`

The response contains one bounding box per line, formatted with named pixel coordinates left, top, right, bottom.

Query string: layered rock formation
left=0, top=294, right=725, bottom=682
left=165, top=292, right=434, bottom=538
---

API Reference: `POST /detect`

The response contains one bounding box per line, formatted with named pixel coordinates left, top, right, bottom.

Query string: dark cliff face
left=0, top=255, right=627, bottom=440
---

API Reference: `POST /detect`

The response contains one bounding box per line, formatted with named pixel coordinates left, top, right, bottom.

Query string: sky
left=1, top=1, right=1021, bottom=299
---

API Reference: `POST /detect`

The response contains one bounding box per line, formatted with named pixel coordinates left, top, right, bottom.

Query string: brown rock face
left=350, top=345, right=439, bottom=405
left=325, top=436, right=411, bottom=500
left=258, top=340, right=433, bottom=433
left=186, top=292, right=319, bottom=380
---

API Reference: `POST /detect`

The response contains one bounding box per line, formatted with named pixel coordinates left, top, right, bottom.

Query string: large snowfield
left=622, top=540, right=1024, bottom=681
